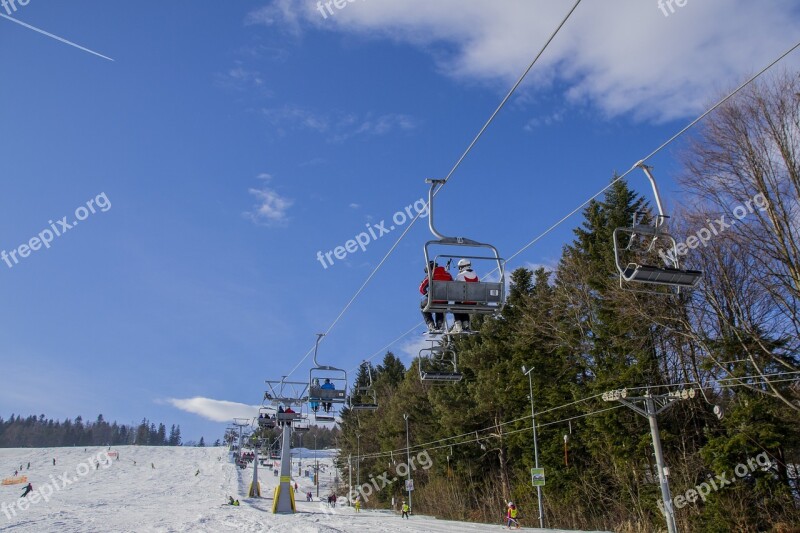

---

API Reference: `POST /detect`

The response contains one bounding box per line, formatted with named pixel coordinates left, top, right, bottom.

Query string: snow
left=0, top=446, right=610, bottom=532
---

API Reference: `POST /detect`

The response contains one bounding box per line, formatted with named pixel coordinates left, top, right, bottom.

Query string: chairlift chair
left=257, top=407, right=276, bottom=429
left=418, top=339, right=462, bottom=382
left=422, top=179, right=506, bottom=318
left=613, top=163, right=703, bottom=293
left=349, top=386, right=378, bottom=411
left=276, top=406, right=303, bottom=425
left=308, top=334, right=348, bottom=421
left=349, top=362, right=379, bottom=411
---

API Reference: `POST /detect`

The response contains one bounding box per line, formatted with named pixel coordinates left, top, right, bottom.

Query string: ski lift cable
left=347, top=323, right=423, bottom=373
left=284, top=0, right=585, bottom=380
left=622, top=370, right=800, bottom=393
left=502, top=37, right=800, bottom=267
left=348, top=37, right=800, bottom=373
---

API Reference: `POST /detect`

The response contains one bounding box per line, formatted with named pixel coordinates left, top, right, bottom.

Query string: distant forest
left=0, top=414, right=199, bottom=448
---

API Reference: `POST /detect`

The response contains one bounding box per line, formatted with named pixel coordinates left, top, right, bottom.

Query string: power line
left=283, top=0, right=584, bottom=380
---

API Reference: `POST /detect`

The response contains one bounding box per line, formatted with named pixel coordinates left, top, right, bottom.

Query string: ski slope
left=0, top=446, right=610, bottom=532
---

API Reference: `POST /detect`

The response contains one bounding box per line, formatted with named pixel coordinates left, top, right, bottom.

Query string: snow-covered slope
left=0, top=446, right=610, bottom=532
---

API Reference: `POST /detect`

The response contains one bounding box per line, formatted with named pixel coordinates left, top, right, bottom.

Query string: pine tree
left=157, top=423, right=167, bottom=446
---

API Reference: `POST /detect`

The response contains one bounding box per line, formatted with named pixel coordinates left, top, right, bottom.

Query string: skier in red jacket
left=420, top=261, right=453, bottom=333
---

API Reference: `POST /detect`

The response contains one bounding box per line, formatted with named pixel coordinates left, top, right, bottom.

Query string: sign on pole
left=531, top=468, right=545, bottom=487
left=405, top=479, right=414, bottom=491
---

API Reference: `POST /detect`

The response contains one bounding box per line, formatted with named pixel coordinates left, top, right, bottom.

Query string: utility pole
left=602, top=387, right=695, bottom=533
left=403, top=413, right=412, bottom=513
left=314, top=434, right=319, bottom=499
left=522, top=365, right=544, bottom=528
left=356, top=432, right=361, bottom=490
left=348, top=454, right=353, bottom=506
left=249, top=427, right=261, bottom=498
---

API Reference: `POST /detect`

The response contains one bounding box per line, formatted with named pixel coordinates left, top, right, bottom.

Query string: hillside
left=0, top=445, right=610, bottom=532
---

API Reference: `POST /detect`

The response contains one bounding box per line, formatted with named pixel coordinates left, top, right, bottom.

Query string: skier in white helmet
left=451, top=258, right=479, bottom=332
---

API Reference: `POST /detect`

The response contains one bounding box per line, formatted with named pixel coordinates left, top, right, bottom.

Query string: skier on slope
left=20, top=483, right=33, bottom=498
left=506, top=501, right=520, bottom=529
left=401, top=500, right=410, bottom=519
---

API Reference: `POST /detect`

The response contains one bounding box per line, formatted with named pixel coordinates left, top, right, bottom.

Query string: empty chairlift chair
left=293, top=417, right=310, bottom=432
left=349, top=362, right=379, bottom=411
left=613, top=163, right=702, bottom=293
left=418, top=338, right=462, bottom=382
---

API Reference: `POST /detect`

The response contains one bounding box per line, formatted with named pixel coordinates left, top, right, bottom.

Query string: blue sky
left=1, top=0, right=798, bottom=442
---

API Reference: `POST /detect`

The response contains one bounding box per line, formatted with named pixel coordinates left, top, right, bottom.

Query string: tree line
left=0, top=414, right=183, bottom=448
left=334, top=72, right=800, bottom=532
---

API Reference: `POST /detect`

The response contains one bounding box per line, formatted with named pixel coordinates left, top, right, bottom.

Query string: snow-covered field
left=0, top=446, right=610, bottom=532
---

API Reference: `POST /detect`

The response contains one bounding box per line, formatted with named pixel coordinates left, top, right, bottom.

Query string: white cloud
left=262, top=105, right=331, bottom=134
left=245, top=176, right=293, bottom=226
left=524, top=110, right=564, bottom=131
left=398, top=335, right=435, bottom=363
left=166, top=397, right=261, bottom=423
left=248, top=0, right=800, bottom=122
left=245, top=0, right=304, bottom=35
left=214, top=60, right=270, bottom=95
left=349, top=203, right=360, bottom=209
left=523, top=261, right=554, bottom=273
left=261, top=105, right=418, bottom=141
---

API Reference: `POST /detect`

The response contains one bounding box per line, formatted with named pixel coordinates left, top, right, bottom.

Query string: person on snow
left=320, top=379, right=335, bottom=413
left=401, top=500, right=410, bottom=519
left=21, top=483, right=33, bottom=498
left=451, top=259, right=479, bottom=333
left=228, top=496, right=235, bottom=505
left=354, top=496, right=361, bottom=512
left=420, top=261, right=453, bottom=333
left=233, top=499, right=240, bottom=506
left=13, top=470, right=17, bottom=477
left=506, top=501, right=520, bottom=529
